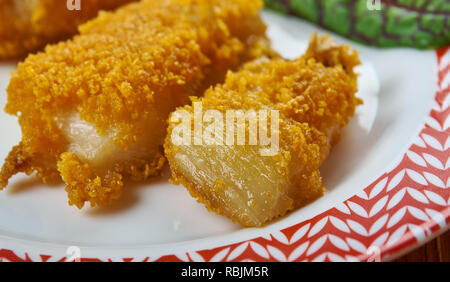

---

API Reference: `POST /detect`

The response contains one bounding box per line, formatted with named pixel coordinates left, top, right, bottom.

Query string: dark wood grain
left=396, top=231, right=450, bottom=262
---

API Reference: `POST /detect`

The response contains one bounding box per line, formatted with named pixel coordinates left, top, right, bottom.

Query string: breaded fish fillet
left=165, top=35, right=362, bottom=227
left=0, top=0, right=138, bottom=60
left=0, top=0, right=274, bottom=208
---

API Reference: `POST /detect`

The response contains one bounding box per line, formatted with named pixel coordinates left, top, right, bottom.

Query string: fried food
left=0, top=0, right=274, bottom=208
left=0, top=0, right=139, bottom=60
left=165, top=34, right=362, bottom=227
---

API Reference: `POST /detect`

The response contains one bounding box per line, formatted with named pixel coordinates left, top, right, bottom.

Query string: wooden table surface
left=395, top=231, right=449, bottom=262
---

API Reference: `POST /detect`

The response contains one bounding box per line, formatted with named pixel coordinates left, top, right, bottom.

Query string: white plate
left=0, top=11, right=447, bottom=262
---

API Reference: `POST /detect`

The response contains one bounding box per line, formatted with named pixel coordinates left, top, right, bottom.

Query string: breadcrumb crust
left=0, top=0, right=272, bottom=208
left=165, top=34, right=361, bottom=227
left=0, top=0, right=138, bottom=60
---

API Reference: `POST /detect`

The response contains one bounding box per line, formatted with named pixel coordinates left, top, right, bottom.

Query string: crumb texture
left=165, top=34, right=361, bottom=227
left=1, top=0, right=271, bottom=208
left=0, top=0, right=138, bottom=59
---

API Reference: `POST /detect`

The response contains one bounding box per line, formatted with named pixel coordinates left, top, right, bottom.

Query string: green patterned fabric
left=264, top=0, right=450, bottom=49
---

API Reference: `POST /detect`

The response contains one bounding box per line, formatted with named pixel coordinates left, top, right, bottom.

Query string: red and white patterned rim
left=1, top=48, right=449, bottom=262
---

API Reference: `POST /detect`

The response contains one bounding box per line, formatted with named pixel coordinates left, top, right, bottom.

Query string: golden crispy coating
left=165, top=34, right=361, bottom=227
left=0, top=0, right=273, bottom=208
left=0, top=0, right=138, bottom=60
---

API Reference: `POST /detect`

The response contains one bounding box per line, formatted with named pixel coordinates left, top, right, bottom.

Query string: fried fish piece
left=165, top=34, right=362, bottom=227
left=0, top=0, right=138, bottom=60
left=0, top=0, right=274, bottom=208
